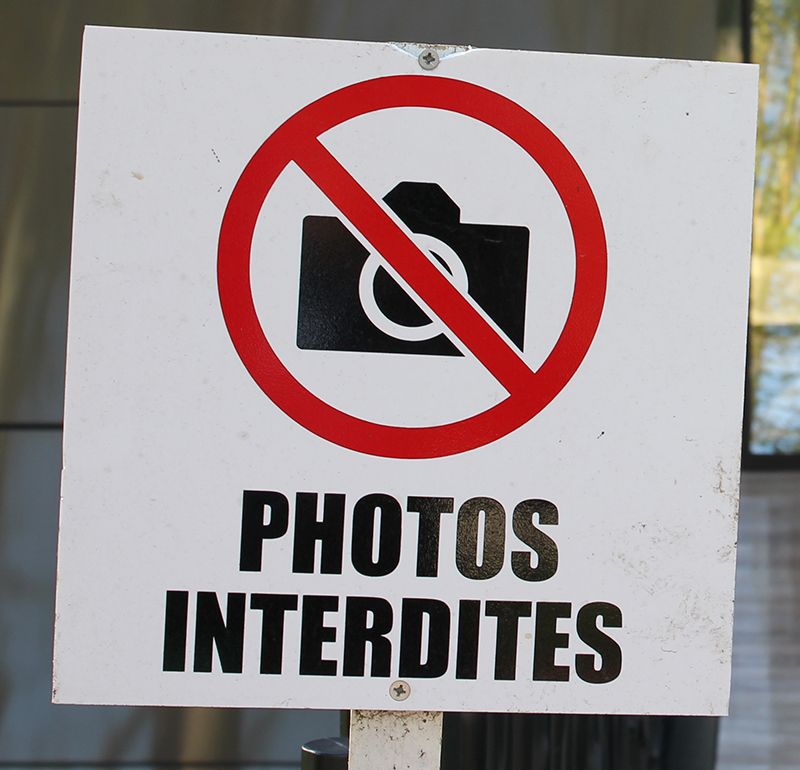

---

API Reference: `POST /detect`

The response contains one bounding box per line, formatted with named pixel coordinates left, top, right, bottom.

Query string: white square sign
left=54, top=26, right=758, bottom=714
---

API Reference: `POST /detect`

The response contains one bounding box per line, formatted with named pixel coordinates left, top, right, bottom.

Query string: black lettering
left=399, top=598, right=450, bottom=678
left=511, top=499, right=558, bottom=582
left=485, top=601, right=532, bottom=680
left=486, top=602, right=532, bottom=680
left=343, top=597, right=393, bottom=677
left=193, top=592, right=246, bottom=673
left=407, top=496, right=454, bottom=577
left=299, top=595, right=338, bottom=676
left=250, top=594, right=298, bottom=675
left=533, top=602, right=571, bottom=681
left=162, top=590, right=189, bottom=672
left=455, top=599, right=481, bottom=680
left=576, top=602, right=623, bottom=684
left=240, top=491, right=289, bottom=571
left=456, top=497, right=505, bottom=580
left=351, top=494, right=402, bottom=577
left=292, top=493, right=345, bottom=574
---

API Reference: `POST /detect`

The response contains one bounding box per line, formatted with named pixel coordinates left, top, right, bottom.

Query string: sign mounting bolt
left=418, top=49, right=439, bottom=70
left=390, top=680, right=411, bottom=701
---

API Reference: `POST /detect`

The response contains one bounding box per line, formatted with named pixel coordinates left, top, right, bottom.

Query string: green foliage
left=753, top=0, right=800, bottom=263
left=746, top=1, right=800, bottom=453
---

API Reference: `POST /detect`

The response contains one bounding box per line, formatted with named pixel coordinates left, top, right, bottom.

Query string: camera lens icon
left=358, top=234, right=469, bottom=344
left=296, top=181, right=529, bottom=357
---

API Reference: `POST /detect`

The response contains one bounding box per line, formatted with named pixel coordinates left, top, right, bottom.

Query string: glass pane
left=747, top=0, right=800, bottom=455
left=0, top=106, right=74, bottom=424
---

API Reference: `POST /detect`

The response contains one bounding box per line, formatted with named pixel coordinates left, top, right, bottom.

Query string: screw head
left=418, top=49, right=440, bottom=70
left=390, top=679, right=411, bottom=701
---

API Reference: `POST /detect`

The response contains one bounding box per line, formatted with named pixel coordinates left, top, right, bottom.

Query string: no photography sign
left=54, top=27, right=758, bottom=714
left=217, top=74, right=607, bottom=458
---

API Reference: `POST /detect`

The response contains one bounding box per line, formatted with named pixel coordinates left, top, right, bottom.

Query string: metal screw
left=418, top=49, right=439, bottom=70
left=389, top=680, right=411, bottom=701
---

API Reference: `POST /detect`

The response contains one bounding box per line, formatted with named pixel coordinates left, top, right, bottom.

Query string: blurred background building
left=3, top=1, right=799, bottom=768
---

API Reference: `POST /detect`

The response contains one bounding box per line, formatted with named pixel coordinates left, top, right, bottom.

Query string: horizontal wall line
left=0, top=100, right=78, bottom=108
left=0, top=763, right=300, bottom=768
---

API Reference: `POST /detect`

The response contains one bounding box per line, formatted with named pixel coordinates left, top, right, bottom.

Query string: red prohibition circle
left=218, top=75, right=607, bottom=459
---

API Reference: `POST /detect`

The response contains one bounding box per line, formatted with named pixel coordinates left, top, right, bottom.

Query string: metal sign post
left=54, top=26, right=757, bottom=723
left=349, top=711, right=442, bottom=770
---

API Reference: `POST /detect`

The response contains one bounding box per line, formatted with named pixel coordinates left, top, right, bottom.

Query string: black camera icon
left=296, top=182, right=529, bottom=356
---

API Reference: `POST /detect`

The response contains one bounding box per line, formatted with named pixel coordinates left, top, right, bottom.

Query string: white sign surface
left=54, top=26, right=758, bottom=714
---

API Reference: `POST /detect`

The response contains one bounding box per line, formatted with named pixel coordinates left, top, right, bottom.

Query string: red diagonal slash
left=294, top=138, right=537, bottom=396
left=218, top=75, right=607, bottom=458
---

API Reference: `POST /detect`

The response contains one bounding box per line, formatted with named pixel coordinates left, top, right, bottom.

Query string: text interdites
left=162, top=491, right=623, bottom=683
